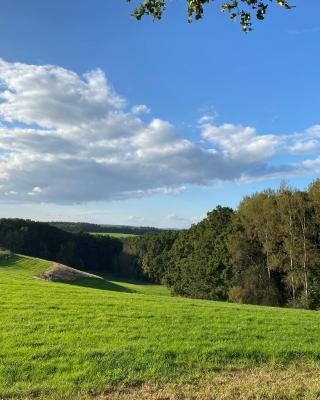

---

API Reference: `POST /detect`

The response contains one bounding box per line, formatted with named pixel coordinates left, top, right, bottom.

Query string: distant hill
left=49, top=221, right=171, bottom=235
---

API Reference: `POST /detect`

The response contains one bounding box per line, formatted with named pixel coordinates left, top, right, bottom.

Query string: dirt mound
left=39, top=263, right=103, bottom=282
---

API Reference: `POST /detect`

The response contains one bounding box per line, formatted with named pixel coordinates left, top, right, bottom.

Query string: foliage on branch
left=127, top=0, right=293, bottom=31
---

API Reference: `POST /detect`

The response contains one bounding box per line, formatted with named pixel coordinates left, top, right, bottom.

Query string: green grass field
left=89, top=232, right=138, bottom=238
left=2, top=255, right=320, bottom=399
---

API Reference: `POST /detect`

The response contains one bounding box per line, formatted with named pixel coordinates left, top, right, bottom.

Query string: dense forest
left=49, top=222, right=166, bottom=235
left=125, top=181, right=320, bottom=309
left=2, top=180, right=320, bottom=309
left=0, top=219, right=123, bottom=275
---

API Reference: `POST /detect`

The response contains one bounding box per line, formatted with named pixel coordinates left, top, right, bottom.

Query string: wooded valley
left=2, top=180, right=320, bottom=310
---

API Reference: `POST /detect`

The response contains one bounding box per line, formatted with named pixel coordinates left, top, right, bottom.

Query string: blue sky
left=0, top=0, right=319, bottom=228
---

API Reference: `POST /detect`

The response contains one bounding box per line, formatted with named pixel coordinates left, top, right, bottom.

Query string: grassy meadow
left=89, top=232, right=138, bottom=238
left=2, top=255, right=320, bottom=399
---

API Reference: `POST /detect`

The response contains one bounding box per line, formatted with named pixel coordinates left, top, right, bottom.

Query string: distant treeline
left=4, top=180, right=320, bottom=310
left=125, top=181, right=320, bottom=309
left=0, top=219, right=123, bottom=274
left=49, top=221, right=167, bottom=236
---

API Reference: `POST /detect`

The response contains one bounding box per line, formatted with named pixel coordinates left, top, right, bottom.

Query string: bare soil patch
left=38, top=263, right=103, bottom=282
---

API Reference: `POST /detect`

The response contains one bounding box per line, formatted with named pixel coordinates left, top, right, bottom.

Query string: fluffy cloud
left=201, top=123, right=281, bottom=163
left=0, top=59, right=319, bottom=204
left=0, top=60, right=124, bottom=128
left=289, top=139, right=320, bottom=154
left=131, top=104, right=150, bottom=115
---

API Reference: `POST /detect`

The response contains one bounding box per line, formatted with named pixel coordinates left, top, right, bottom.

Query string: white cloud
left=289, top=139, right=320, bottom=154
left=127, top=215, right=145, bottom=223
left=198, top=105, right=219, bottom=124
left=0, top=60, right=125, bottom=129
left=201, top=123, right=281, bottom=163
left=131, top=104, right=150, bottom=115
left=27, top=186, right=43, bottom=196
left=305, top=125, right=320, bottom=137
left=164, top=213, right=202, bottom=228
left=198, top=114, right=217, bottom=125
left=4, top=190, right=18, bottom=196
left=0, top=59, right=319, bottom=205
left=165, top=213, right=188, bottom=222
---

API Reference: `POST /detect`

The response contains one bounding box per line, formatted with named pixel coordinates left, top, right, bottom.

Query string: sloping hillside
left=1, top=254, right=320, bottom=399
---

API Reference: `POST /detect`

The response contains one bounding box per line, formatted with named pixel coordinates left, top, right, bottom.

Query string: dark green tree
left=0, top=219, right=123, bottom=275
left=121, top=230, right=179, bottom=282
left=164, top=206, right=234, bottom=300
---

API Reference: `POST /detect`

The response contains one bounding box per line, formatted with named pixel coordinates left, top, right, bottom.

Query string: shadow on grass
left=101, top=273, right=155, bottom=287
left=0, top=254, right=20, bottom=268
left=65, top=277, right=135, bottom=293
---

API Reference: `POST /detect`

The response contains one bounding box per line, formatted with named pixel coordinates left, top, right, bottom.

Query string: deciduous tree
left=127, top=0, right=294, bottom=31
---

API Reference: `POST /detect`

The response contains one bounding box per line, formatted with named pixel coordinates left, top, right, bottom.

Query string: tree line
left=3, top=180, right=320, bottom=309
left=126, top=181, right=320, bottom=309
left=0, top=219, right=123, bottom=275
left=49, top=221, right=166, bottom=236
